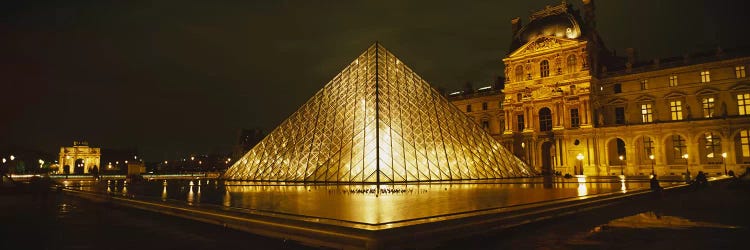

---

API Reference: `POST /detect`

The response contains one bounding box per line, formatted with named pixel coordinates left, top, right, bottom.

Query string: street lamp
left=683, top=153, right=689, bottom=181
left=10, top=155, right=15, bottom=161
left=722, top=152, right=727, bottom=175
left=618, top=155, right=624, bottom=175
left=576, top=153, right=584, bottom=175
left=649, top=154, right=655, bottom=175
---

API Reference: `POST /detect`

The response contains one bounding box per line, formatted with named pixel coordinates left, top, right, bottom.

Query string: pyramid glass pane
left=226, top=44, right=534, bottom=183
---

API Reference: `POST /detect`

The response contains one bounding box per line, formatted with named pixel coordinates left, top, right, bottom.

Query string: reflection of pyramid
left=225, top=43, right=534, bottom=182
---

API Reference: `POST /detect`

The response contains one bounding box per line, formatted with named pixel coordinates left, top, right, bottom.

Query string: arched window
left=566, top=55, right=577, bottom=74
left=540, top=60, right=550, bottom=78
left=539, top=108, right=552, bottom=131
left=515, top=65, right=524, bottom=82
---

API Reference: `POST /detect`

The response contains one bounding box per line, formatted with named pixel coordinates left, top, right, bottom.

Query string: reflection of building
left=59, top=141, right=101, bottom=174
left=449, top=0, right=750, bottom=177
left=233, top=128, right=265, bottom=161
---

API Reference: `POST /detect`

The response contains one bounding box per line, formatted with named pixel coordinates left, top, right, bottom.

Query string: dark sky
left=2, top=0, right=749, bottom=161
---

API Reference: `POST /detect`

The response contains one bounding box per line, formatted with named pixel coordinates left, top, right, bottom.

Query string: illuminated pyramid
left=225, top=43, right=534, bottom=182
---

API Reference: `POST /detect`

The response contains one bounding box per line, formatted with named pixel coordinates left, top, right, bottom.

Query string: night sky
left=2, top=0, right=749, bottom=161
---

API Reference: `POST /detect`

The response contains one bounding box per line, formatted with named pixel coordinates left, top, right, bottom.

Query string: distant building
left=59, top=141, right=101, bottom=174
left=233, top=128, right=265, bottom=160
left=449, top=0, right=750, bottom=177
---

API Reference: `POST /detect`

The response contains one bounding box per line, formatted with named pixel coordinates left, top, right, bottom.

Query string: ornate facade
left=450, top=0, right=750, bottom=177
left=59, top=141, right=101, bottom=174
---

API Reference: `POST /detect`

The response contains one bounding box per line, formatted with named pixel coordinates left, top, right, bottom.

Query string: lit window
left=738, top=93, right=750, bottom=115
left=670, top=100, right=683, bottom=120
left=613, top=83, right=622, bottom=94
left=704, top=132, right=721, bottom=159
left=736, top=66, right=746, bottom=78
left=641, top=103, right=653, bottom=123
left=741, top=129, right=750, bottom=158
left=570, top=108, right=580, bottom=128
left=643, top=137, right=654, bottom=156
left=540, top=60, right=550, bottom=78
left=566, top=55, right=577, bottom=74
left=466, top=104, right=472, bottom=112
left=615, top=107, right=626, bottom=125
left=640, top=79, right=649, bottom=90
left=669, top=75, right=678, bottom=87
left=672, top=135, right=687, bottom=161
left=701, top=70, right=711, bottom=83
left=702, top=97, right=715, bottom=118
left=517, top=115, right=525, bottom=131
left=482, top=102, right=488, bottom=110
left=515, top=65, right=524, bottom=82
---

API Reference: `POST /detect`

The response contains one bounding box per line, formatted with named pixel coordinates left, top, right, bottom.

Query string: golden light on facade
left=225, top=44, right=533, bottom=183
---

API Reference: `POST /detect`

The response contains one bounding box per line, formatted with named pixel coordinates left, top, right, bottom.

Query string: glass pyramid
left=225, top=43, right=534, bottom=182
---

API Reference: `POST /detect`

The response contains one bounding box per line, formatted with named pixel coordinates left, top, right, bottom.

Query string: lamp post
left=683, top=153, right=689, bottom=181
left=618, top=155, right=624, bottom=175
left=722, top=152, right=727, bottom=175
left=576, top=153, right=584, bottom=175
left=649, top=154, right=655, bottom=175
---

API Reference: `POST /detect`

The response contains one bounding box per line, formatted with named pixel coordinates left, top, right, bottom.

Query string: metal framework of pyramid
left=225, top=43, right=534, bottom=182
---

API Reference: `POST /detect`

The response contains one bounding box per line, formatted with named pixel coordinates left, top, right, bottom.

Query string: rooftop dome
left=512, top=3, right=584, bottom=45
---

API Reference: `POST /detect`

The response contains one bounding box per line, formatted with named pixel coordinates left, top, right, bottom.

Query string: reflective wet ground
left=439, top=180, right=750, bottom=250
left=61, top=176, right=673, bottom=224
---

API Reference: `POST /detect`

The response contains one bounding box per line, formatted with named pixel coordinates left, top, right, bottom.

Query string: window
left=517, top=115, right=525, bottom=131
left=540, top=60, right=550, bottom=78
left=670, top=100, right=683, bottom=120
left=702, top=97, right=715, bottom=118
left=570, top=108, right=580, bottom=128
left=640, top=79, right=649, bottom=90
left=641, top=103, right=653, bottom=123
left=643, top=136, right=654, bottom=156
left=570, top=85, right=576, bottom=94
left=738, top=93, right=750, bottom=115
left=704, top=132, right=721, bottom=159
left=615, top=107, right=626, bottom=125
left=482, top=102, right=488, bottom=110
left=539, top=108, right=552, bottom=131
left=481, top=120, right=490, bottom=130
left=672, top=135, right=687, bottom=161
left=516, top=93, right=523, bottom=102
left=741, top=129, right=750, bottom=158
left=566, top=55, right=577, bottom=74
left=669, top=75, right=678, bottom=87
left=466, top=104, right=472, bottom=112
left=515, top=65, right=524, bottom=82
left=736, top=66, right=746, bottom=78
left=701, top=70, right=711, bottom=83
left=613, top=83, right=622, bottom=94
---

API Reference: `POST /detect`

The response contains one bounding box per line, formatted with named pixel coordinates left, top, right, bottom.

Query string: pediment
left=508, top=36, right=582, bottom=58
left=663, top=91, right=687, bottom=99
left=695, top=87, right=720, bottom=96
left=635, top=95, right=656, bottom=102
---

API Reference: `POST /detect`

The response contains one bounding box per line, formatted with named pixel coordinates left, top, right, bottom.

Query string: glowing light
left=618, top=155, right=623, bottom=161
left=683, top=154, right=689, bottom=159
left=649, top=154, right=655, bottom=160
left=576, top=153, right=584, bottom=161
left=191, top=156, right=195, bottom=161
left=721, top=152, right=727, bottom=158
left=477, top=86, right=492, bottom=91
left=10, top=155, right=15, bottom=161
left=1, top=158, right=5, bottom=163
left=449, top=91, right=462, bottom=95
left=124, top=160, right=128, bottom=164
